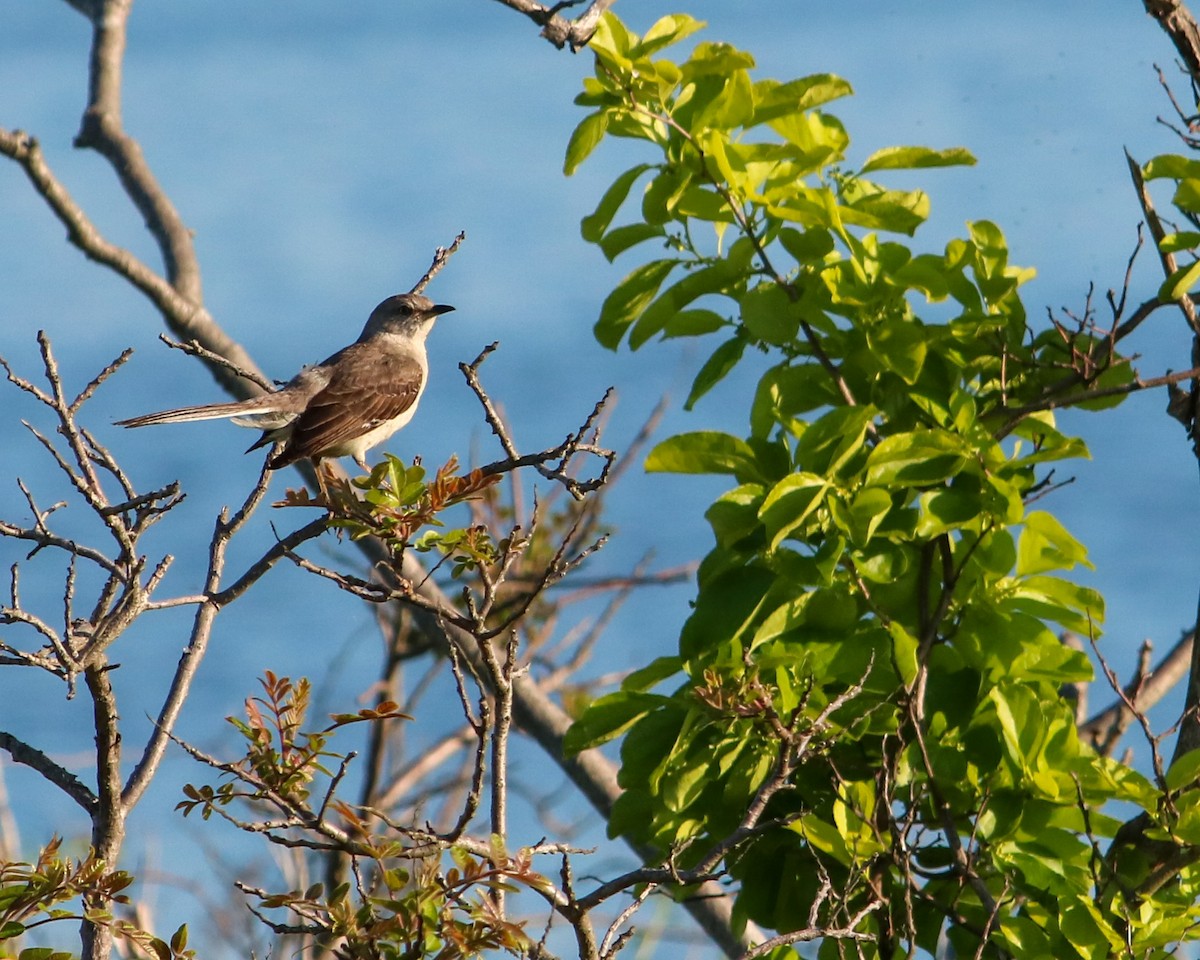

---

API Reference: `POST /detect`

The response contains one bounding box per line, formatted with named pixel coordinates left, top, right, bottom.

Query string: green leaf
left=752, top=74, right=854, bottom=125
left=629, top=258, right=742, bottom=349
left=847, top=487, right=893, bottom=544
left=865, top=430, right=967, bottom=487
left=661, top=749, right=713, bottom=813
left=860, top=145, right=976, bottom=173
left=741, top=282, right=798, bottom=344
left=866, top=318, right=927, bottom=384
left=1006, top=575, right=1104, bottom=632
left=1172, top=178, right=1200, bottom=214
left=795, top=406, right=878, bottom=477
left=1166, top=747, right=1200, bottom=792
left=599, top=222, right=666, bottom=262
left=622, top=656, right=684, bottom=692
left=1143, top=153, right=1200, bottom=180
left=632, top=13, right=706, bottom=57
left=663, top=308, right=729, bottom=339
left=1159, top=257, right=1200, bottom=302
left=564, top=691, right=671, bottom=753
left=1016, top=511, right=1092, bottom=576
left=793, top=815, right=852, bottom=865
left=681, top=564, right=777, bottom=656
left=841, top=186, right=930, bottom=235
left=916, top=484, right=981, bottom=537
left=770, top=110, right=849, bottom=162
left=1060, top=898, right=1125, bottom=954
left=778, top=226, right=835, bottom=265
left=641, top=165, right=691, bottom=225
left=750, top=362, right=840, bottom=437
left=1, top=922, right=26, bottom=942
left=646, top=431, right=762, bottom=479
left=594, top=259, right=679, bottom=349
left=582, top=164, right=653, bottom=241
left=759, top=472, right=830, bottom=551
left=681, top=41, right=756, bottom=80
left=1161, top=230, right=1200, bottom=253
left=705, top=483, right=765, bottom=548
left=697, top=68, right=755, bottom=131
left=588, top=12, right=634, bottom=61
left=564, top=110, right=610, bottom=175
left=685, top=336, right=747, bottom=409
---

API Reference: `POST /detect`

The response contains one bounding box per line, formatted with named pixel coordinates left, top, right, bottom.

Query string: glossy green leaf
left=622, top=656, right=684, bottom=693
left=588, top=12, right=634, bottom=61
left=598, top=222, right=666, bottom=261
left=662, top=750, right=713, bottom=813
left=889, top=621, right=919, bottom=687
left=564, top=110, right=610, bottom=175
left=1175, top=178, right=1200, bottom=214
left=751, top=73, right=853, bottom=125
left=564, top=691, right=672, bottom=754
left=1006, top=575, right=1105, bottom=631
left=758, top=472, right=830, bottom=551
left=847, top=487, right=892, bottom=544
left=594, top=258, right=679, bottom=349
left=663, top=308, right=729, bottom=339
left=646, top=431, right=762, bottom=479
left=769, top=110, right=849, bottom=161
left=1166, top=747, right=1200, bottom=792
left=778, top=226, right=835, bottom=265
left=680, top=40, right=756, bottom=80
left=867, top=318, right=927, bottom=384
left=705, top=483, right=765, bottom=548
left=629, top=257, right=743, bottom=348
left=1160, top=230, right=1200, bottom=253
left=795, top=406, right=878, bottom=477
left=865, top=429, right=967, bottom=487
left=641, top=165, right=691, bottom=225
left=750, top=362, right=839, bottom=438
left=860, top=145, right=976, bottom=173
left=632, top=13, right=706, bottom=57
left=692, top=68, right=755, bottom=131
left=840, top=186, right=930, bottom=235
left=582, top=164, right=653, bottom=241
left=916, top=484, right=981, bottom=537
left=740, top=282, right=798, bottom=344
left=1016, top=511, right=1091, bottom=576
left=1143, top=153, right=1200, bottom=180
left=680, top=565, right=776, bottom=658
left=685, top=336, right=747, bottom=409
left=1159, top=257, right=1200, bottom=302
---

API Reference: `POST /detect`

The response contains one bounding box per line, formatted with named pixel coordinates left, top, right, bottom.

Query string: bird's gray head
left=360, top=292, right=455, bottom=342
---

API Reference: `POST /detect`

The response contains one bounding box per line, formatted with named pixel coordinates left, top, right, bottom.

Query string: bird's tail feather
left=116, top=399, right=282, bottom=429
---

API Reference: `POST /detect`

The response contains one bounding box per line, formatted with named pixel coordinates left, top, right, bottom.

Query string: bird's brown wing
left=267, top=345, right=424, bottom=469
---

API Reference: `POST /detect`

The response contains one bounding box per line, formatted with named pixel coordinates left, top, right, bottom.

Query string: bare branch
left=1081, top=632, right=1193, bottom=755
left=0, top=731, right=96, bottom=813
left=409, top=231, right=466, bottom=296
left=464, top=343, right=616, bottom=500
left=1144, top=0, right=1200, bottom=86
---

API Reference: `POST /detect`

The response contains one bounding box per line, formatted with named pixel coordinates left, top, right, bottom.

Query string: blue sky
left=1, top=1, right=1197, bottom=954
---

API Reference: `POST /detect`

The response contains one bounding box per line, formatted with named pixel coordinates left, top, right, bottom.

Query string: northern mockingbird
left=118, top=293, right=454, bottom=477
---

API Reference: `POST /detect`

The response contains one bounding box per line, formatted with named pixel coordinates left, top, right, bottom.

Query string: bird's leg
left=313, top=458, right=332, bottom=506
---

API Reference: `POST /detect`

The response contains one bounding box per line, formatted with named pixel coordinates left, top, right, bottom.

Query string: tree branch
left=1145, top=0, right=1200, bottom=84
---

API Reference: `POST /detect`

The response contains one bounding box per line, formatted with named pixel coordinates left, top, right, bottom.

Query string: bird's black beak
left=431, top=304, right=455, bottom=316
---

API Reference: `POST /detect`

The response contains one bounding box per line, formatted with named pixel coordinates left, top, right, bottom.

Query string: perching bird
left=117, top=293, right=454, bottom=475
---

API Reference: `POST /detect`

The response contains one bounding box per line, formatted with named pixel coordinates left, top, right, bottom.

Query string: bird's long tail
left=116, top=398, right=284, bottom=429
